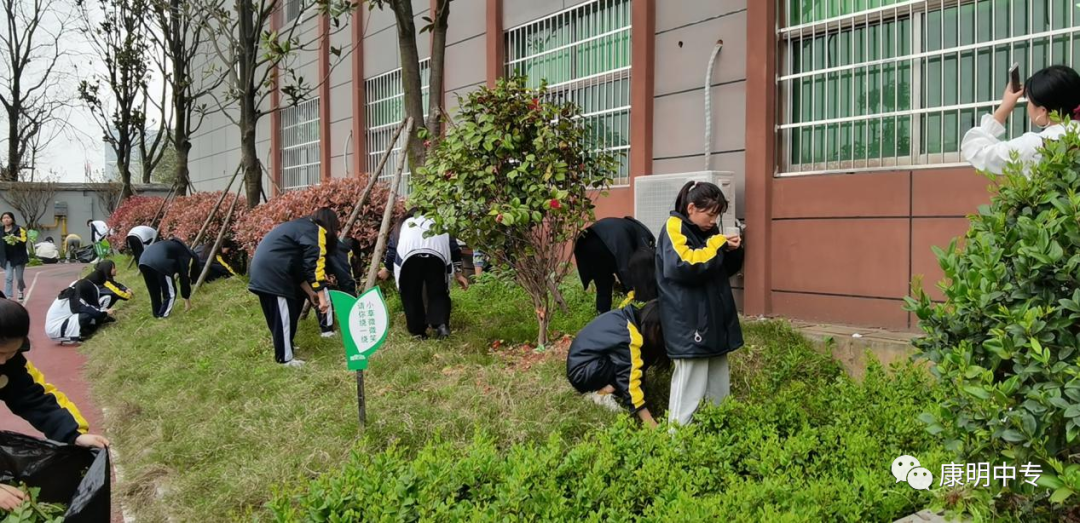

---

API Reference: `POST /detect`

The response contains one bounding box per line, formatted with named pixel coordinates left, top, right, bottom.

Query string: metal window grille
left=364, top=59, right=430, bottom=196
left=504, top=0, right=632, bottom=186
left=779, top=0, right=1080, bottom=177
left=280, top=98, right=321, bottom=190
left=285, top=0, right=302, bottom=23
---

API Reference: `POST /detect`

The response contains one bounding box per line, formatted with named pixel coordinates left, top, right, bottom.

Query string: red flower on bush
left=233, top=175, right=404, bottom=261
left=107, top=196, right=166, bottom=250
left=549, top=199, right=562, bottom=210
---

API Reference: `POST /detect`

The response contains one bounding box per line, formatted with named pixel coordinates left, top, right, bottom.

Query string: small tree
left=1, top=179, right=58, bottom=228
left=411, top=78, right=615, bottom=346
left=907, top=120, right=1080, bottom=516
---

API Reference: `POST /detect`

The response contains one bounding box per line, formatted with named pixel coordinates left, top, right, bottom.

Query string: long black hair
left=89, top=260, right=117, bottom=285
left=674, top=181, right=728, bottom=217
left=1025, top=65, right=1080, bottom=120
left=1, top=212, right=17, bottom=230
left=0, top=298, right=31, bottom=351
left=627, top=246, right=657, bottom=302
left=311, top=207, right=341, bottom=253
left=635, top=300, right=669, bottom=370
left=58, top=279, right=100, bottom=313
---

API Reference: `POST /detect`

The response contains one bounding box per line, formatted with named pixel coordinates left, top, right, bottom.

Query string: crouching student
left=194, top=239, right=241, bottom=283
left=0, top=298, right=108, bottom=509
left=34, top=237, right=60, bottom=264
left=89, top=260, right=134, bottom=309
left=248, top=208, right=337, bottom=367
left=657, top=181, right=744, bottom=426
left=138, top=236, right=198, bottom=318
left=44, top=279, right=113, bottom=343
left=574, top=216, right=657, bottom=314
left=317, top=237, right=358, bottom=338
left=566, top=300, right=666, bottom=427
left=377, top=209, right=469, bottom=340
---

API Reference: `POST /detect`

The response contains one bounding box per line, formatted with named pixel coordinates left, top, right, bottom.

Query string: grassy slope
left=84, top=262, right=618, bottom=521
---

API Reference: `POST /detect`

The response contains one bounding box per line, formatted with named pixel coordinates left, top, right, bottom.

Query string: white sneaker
left=283, top=359, right=306, bottom=368
left=320, top=331, right=337, bottom=338
left=586, top=392, right=622, bottom=412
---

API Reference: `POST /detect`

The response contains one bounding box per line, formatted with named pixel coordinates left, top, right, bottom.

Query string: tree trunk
left=425, top=0, right=450, bottom=141
left=241, top=120, right=261, bottom=208
left=176, top=139, right=191, bottom=196
left=391, top=0, right=426, bottom=170
left=174, top=94, right=191, bottom=195
left=118, top=160, right=134, bottom=201
left=4, top=104, right=19, bottom=181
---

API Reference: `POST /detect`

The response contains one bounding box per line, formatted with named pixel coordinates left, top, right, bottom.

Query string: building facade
left=189, top=0, right=1080, bottom=331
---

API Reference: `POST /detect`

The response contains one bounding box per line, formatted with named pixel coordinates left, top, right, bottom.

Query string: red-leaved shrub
left=233, top=175, right=404, bottom=260
left=159, top=192, right=249, bottom=246
left=108, top=196, right=166, bottom=250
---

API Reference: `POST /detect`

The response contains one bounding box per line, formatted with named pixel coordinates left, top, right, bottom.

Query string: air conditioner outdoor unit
left=633, top=171, right=737, bottom=240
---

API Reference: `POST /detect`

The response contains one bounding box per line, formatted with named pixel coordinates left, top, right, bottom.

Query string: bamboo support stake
left=192, top=185, right=244, bottom=295
left=341, top=117, right=409, bottom=239
left=192, top=165, right=241, bottom=248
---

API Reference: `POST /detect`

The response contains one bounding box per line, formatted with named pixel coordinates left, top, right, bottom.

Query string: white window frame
left=778, top=0, right=1080, bottom=177
left=364, top=59, right=430, bottom=197
left=280, top=97, right=321, bottom=191
left=504, top=0, right=633, bottom=187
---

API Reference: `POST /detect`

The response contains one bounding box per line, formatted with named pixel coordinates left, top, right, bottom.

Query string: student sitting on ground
left=44, top=279, right=113, bottom=343
left=34, top=237, right=60, bottom=264
left=194, top=240, right=241, bottom=283
left=574, top=216, right=657, bottom=314
left=0, top=298, right=108, bottom=510
left=138, top=236, right=198, bottom=319
left=378, top=208, right=469, bottom=340
left=88, top=260, right=134, bottom=309
left=566, top=300, right=667, bottom=428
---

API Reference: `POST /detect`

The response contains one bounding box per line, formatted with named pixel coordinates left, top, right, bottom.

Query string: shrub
left=907, top=121, right=1080, bottom=517
left=268, top=353, right=949, bottom=521
left=233, top=175, right=403, bottom=261
left=160, top=192, right=249, bottom=246
left=107, top=195, right=165, bottom=249
left=410, top=77, right=615, bottom=346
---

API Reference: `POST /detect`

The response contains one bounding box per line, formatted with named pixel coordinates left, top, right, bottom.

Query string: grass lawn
left=84, top=261, right=623, bottom=520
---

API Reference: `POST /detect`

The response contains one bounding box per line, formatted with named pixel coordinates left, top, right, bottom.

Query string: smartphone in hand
left=1009, top=62, right=1021, bottom=93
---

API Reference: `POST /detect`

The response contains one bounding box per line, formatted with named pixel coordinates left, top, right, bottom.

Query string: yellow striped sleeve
left=313, top=226, right=327, bottom=289
left=626, top=321, right=646, bottom=410
left=104, top=281, right=133, bottom=300
left=216, top=255, right=238, bottom=276
left=25, top=361, right=89, bottom=435
left=665, top=216, right=727, bottom=265
left=618, top=291, right=636, bottom=309
left=18, top=227, right=26, bottom=242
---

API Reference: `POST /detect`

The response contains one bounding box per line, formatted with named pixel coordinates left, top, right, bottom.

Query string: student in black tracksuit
left=566, top=300, right=667, bottom=427
left=89, top=259, right=134, bottom=309
left=574, top=216, right=657, bottom=314
left=656, top=181, right=744, bottom=426
left=317, top=237, right=358, bottom=338
left=378, top=209, right=469, bottom=340
left=248, top=208, right=338, bottom=367
left=138, top=237, right=198, bottom=318
left=194, top=240, right=241, bottom=283
left=0, top=298, right=109, bottom=510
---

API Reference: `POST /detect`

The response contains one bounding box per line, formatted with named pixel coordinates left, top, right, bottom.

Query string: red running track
left=0, top=263, right=124, bottom=522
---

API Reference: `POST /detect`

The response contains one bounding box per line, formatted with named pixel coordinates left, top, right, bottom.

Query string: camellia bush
left=233, top=175, right=403, bottom=262
left=107, top=195, right=165, bottom=249
left=907, top=121, right=1080, bottom=518
left=160, top=192, right=249, bottom=246
left=410, top=77, right=615, bottom=346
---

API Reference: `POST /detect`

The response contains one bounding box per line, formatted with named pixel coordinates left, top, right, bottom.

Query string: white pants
left=667, top=355, right=730, bottom=426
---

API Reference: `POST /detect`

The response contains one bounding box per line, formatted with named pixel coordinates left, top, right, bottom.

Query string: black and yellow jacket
left=193, top=244, right=240, bottom=283
left=0, top=351, right=89, bottom=444
left=566, top=305, right=651, bottom=413
left=576, top=217, right=655, bottom=293
left=98, top=280, right=133, bottom=308
left=139, top=238, right=199, bottom=300
left=656, top=212, right=744, bottom=359
left=2, top=225, right=29, bottom=266
left=329, top=238, right=357, bottom=296
left=249, top=218, right=330, bottom=299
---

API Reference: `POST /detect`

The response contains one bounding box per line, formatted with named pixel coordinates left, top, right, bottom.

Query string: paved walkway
left=0, top=263, right=125, bottom=522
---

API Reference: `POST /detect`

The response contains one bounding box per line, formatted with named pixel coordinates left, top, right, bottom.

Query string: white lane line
left=23, top=271, right=40, bottom=304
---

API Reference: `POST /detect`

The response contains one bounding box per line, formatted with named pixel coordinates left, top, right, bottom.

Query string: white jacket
left=391, top=216, right=452, bottom=287
left=961, top=114, right=1079, bottom=175
left=127, top=225, right=157, bottom=245
left=89, top=220, right=111, bottom=243
left=34, top=242, right=59, bottom=259
left=45, top=288, right=103, bottom=342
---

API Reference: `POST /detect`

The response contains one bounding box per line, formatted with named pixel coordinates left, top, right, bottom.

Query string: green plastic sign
left=330, top=287, right=390, bottom=370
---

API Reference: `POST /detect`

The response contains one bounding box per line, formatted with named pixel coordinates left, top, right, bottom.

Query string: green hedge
left=269, top=341, right=952, bottom=521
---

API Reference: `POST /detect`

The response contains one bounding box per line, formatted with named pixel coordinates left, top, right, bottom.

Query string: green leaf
left=964, top=386, right=992, bottom=400
left=1050, top=487, right=1075, bottom=504
left=1022, top=412, right=1038, bottom=434
left=1000, top=429, right=1025, bottom=442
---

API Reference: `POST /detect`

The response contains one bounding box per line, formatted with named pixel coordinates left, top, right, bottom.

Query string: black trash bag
left=0, top=430, right=110, bottom=522
left=75, top=246, right=95, bottom=264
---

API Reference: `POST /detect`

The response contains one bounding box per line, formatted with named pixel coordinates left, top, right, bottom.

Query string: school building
left=189, top=0, right=1080, bottom=331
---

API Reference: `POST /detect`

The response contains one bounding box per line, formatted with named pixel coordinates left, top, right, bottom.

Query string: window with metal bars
left=364, top=60, right=430, bottom=196
left=779, top=0, right=1080, bottom=177
left=504, top=0, right=632, bottom=186
left=285, top=0, right=302, bottom=23
left=280, top=98, right=321, bottom=190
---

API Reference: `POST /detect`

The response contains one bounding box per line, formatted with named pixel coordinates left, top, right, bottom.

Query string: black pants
left=574, top=233, right=618, bottom=313
left=399, top=255, right=451, bottom=336
left=126, top=236, right=146, bottom=265
left=256, top=292, right=303, bottom=363
left=567, top=358, right=616, bottom=394
left=140, top=265, right=177, bottom=318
